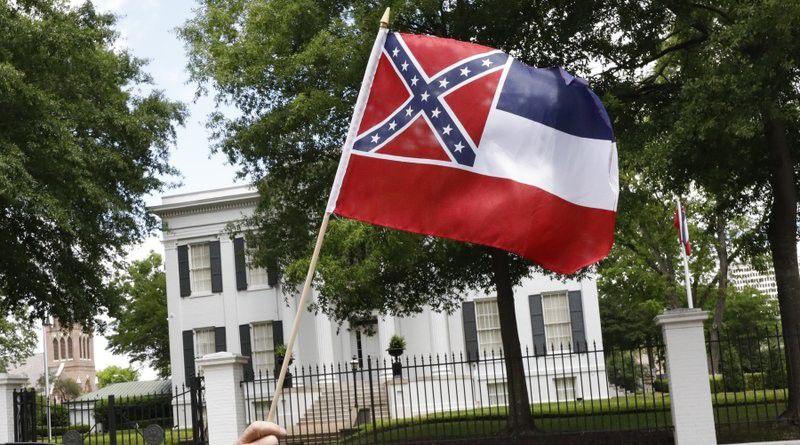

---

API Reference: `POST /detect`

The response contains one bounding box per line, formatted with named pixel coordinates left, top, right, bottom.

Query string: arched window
left=68, top=337, right=73, bottom=359
left=53, top=338, right=60, bottom=361
left=86, top=338, right=91, bottom=359
left=60, top=338, right=66, bottom=360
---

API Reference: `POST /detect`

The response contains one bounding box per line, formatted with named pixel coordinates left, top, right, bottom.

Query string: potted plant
left=274, top=344, right=294, bottom=388
left=387, top=335, right=406, bottom=378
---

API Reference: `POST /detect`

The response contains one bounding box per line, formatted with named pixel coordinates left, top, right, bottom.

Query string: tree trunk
left=490, top=248, right=536, bottom=434
left=710, top=216, right=730, bottom=374
left=764, top=110, right=800, bottom=424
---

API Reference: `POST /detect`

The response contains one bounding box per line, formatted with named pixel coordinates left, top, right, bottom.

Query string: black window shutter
left=234, top=238, right=248, bottom=291
left=529, top=294, right=546, bottom=356
left=214, top=326, right=227, bottom=352
left=267, top=259, right=279, bottom=287
left=272, top=321, right=284, bottom=347
left=178, top=245, right=191, bottom=297
left=461, top=301, right=479, bottom=361
left=210, top=241, right=223, bottom=293
left=239, top=324, right=254, bottom=381
left=568, top=290, right=587, bottom=352
left=182, top=330, right=195, bottom=382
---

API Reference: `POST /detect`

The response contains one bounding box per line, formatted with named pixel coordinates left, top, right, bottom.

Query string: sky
left=30, top=0, right=242, bottom=381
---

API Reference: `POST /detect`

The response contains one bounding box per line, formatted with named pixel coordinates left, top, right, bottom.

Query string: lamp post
left=350, top=356, right=359, bottom=409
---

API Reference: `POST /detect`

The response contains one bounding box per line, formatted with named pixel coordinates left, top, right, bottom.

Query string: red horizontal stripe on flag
left=335, top=155, right=616, bottom=274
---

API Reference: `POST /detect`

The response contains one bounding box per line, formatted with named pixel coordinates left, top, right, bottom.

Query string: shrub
left=652, top=377, right=669, bottom=393
left=606, top=350, right=646, bottom=392
left=720, top=348, right=745, bottom=392
left=94, top=395, right=173, bottom=429
left=36, top=424, right=90, bottom=437
left=36, top=402, right=69, bottom=427
left=389, top=335, right=407, bottom=350
left=745, top=372, right=766, bottom=390
left=764, top=346, right=788, bottom=389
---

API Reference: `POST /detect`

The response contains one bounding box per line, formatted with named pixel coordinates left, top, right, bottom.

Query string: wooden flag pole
left=266, top=7, right=391, bottom=424
left=676, top=198, right=694, bottom=309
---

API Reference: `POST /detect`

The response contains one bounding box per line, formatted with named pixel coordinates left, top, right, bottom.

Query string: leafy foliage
left=96, top=365, right=140, bottom=388
left=107, top=252, right=170, bottom=378
left=0, top=311, right=37, bottom=372
left=52, top=377, right=82, bottom=401
left=0, top=0, right=185, bottom=327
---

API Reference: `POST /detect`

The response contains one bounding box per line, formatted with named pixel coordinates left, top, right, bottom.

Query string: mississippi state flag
left=327, top=32, right=618, bottom=274
left=674, top=205, right=691, bottom=256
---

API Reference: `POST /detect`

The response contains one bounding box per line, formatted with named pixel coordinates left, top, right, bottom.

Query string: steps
left=289, top=378, right=391, bottom=437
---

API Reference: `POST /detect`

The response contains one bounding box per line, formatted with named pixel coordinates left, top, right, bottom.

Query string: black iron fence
left=707, top=326, right=799, bottom=443
left=13, top=376, right=207, bottom=445
left=241, top=342, right=674, bottom=444
left=239, top=328, right=800, bottom=444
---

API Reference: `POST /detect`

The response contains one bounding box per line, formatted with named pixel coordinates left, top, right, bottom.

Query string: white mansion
left=150, top=185, right=607, bottom=407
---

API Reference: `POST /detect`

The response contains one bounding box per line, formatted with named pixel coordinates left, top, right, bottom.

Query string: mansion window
left=487, top=381, right=508, bottom=406
left=246, top=251, right=269, bottom=288
left=251, top=322, right=276, bottom=375
left=475, top=299, right=503, bottom=355
left=193, top=327, right=216, bottom=359
left=189, top=243, right=212, bottom=293
left=542, top=291, right=572, bottom=351
left=52, top=338, right=59, bottom=361
left=555, top=376, right=577, bottom=401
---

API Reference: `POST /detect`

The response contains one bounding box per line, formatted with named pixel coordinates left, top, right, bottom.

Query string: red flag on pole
left=327, top=32, right=618, bottom=274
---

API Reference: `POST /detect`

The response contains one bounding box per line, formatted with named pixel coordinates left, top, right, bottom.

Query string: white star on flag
left=481, top=58, right=493, bottom=67
left=460, top=67, right=471, bottom=77
left=405, top=106, right=414, bottom=116
left=388, top=120, right=397, bottom=130
left=392, top=47, right=399, bottom=57
left=442, top=124, right=452, bottom=135
left=431, top=107, right=441, bottom=118
left=410, top=76, right=419, bottom=86
left=420, top=91, right=430, bottom=101
left=371, top=134, right=381, bottom=143
left=401, top=61, right=409, bottom=71
left=454, top=142, right=464, bottom=152
left=438, top=78, right=449, bottom=88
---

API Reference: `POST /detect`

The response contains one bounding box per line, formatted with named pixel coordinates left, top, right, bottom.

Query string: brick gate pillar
left=197, top=352, right=249, bottom=445
left=0, top=373, right=29, bottom=443
left=656, top=309, right=717, bottom=445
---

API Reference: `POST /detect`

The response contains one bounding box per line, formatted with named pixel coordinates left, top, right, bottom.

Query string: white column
left=655, top=309, right=717, bottom=445
left=314, top=293, right=336, bottom=383
left=429, top=309, right=452, bottom=376
left=377, top=315, right=396, bottom=379
left=0, top=374, right=29, bottom=443
left=196, top=352, right=249, bottom=445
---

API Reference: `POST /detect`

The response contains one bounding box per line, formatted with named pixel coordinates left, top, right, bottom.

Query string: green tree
left=96, top=365, right=140, bottom=388
left=0, top=311, right=37, bottom=372
left=107, top=252, right=170, bottom=378
left=180, top=1, right=616, bottom=433
left=597, top=0, right=800, bottom=421
left=0, top=0, right=185, bottom=327
left=52, top=377, right=82, bottom=401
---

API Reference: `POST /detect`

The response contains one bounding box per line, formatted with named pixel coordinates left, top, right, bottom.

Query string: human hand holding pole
left=235, top=421, right=287, bottom=445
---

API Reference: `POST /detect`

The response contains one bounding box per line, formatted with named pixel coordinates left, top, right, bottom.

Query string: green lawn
left=43, top=428, right=194, bottom=445
left=338, top=390, right=798, bottom=444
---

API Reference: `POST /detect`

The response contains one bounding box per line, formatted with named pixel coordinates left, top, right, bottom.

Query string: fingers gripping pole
left=267, top=212, right=331, bottom=422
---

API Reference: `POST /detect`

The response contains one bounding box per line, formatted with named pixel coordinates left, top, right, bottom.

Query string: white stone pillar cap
left=0, top=373, right=29, bottom=385
left=196, top=351, right=249, bottom=368
left=655, top=308, right=709, bottom=327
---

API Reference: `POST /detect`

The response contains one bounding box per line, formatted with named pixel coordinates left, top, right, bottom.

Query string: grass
left=41, top=428, right=194, bottom=445
left=337, top=390, right=798, bottom=444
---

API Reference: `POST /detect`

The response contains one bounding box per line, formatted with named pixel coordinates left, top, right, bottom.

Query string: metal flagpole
left=266, top=7, right=392, bottom=423
left=42, top=316, right=52, bottom=441
left=676, top=198, right=694, bottom=308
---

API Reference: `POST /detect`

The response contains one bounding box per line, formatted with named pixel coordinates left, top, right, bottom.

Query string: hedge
left=94, top=395, right=173, bottom=429
left=36, top=424, right=91, bottom=436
